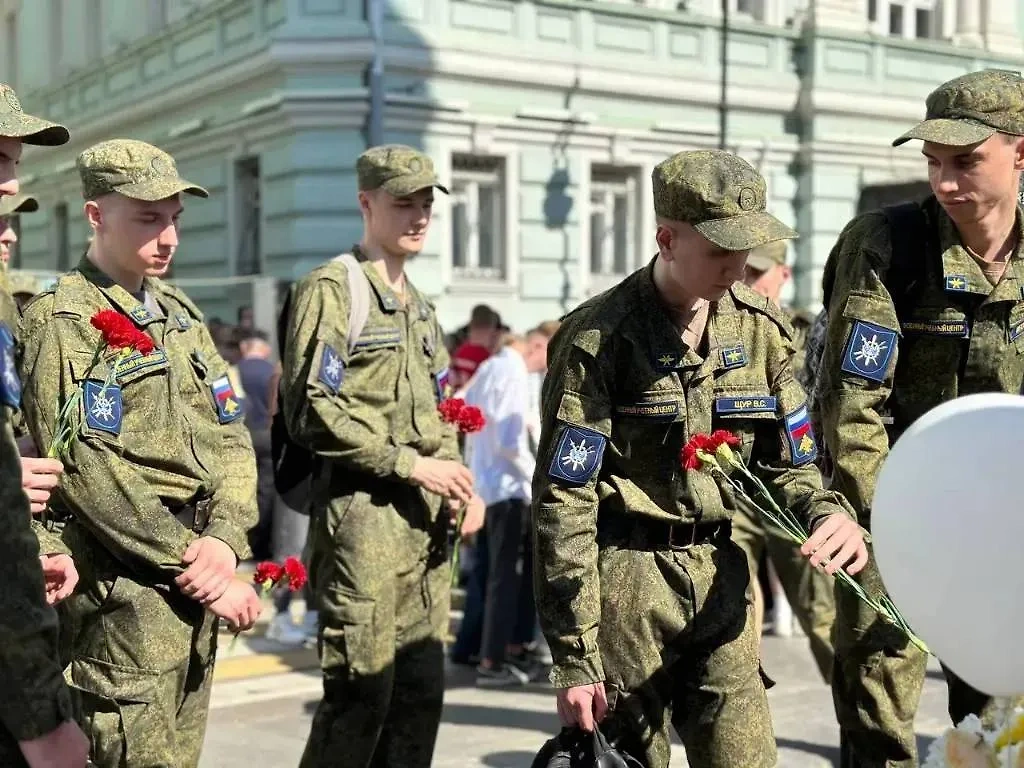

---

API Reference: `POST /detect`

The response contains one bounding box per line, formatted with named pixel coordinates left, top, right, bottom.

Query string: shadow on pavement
left=482, top=750, right=540, bottom=767
left=777, top=738, right=838, bottom=763
left=441, top=702, right=559, bottom=734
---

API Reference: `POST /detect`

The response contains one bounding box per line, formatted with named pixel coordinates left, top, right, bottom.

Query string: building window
left=3, top=12, right=17, bottom=87
left=49, top=0, right=65, bottom=79
left=451, top=155, right=506, bottom=281
left=54, top=203, right=69, bottom=272
left=589, top=165, right=640, bottom=281
left=234, top=157, right=262, bottom=276
left=871, top=0, right=938, bottom=39
left=85, top=0, right=102, bottom=60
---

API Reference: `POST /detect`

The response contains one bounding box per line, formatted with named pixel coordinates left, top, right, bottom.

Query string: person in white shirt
left=464, top=324, right=556, bottom=686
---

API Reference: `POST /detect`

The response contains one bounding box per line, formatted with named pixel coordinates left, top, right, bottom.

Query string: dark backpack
left=270, top=254, right=372, bottom=511
left=530, top=726, right=644, bottom=768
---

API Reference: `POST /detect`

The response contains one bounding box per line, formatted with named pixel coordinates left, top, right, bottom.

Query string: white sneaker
left=265, top=613, right=308, bottom=646
left=772, top=594, right=794, bottom=638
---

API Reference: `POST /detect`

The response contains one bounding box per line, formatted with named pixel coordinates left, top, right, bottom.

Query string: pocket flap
left=328, top=587, right=375, bottom=626
left=556, top=391, right=611, bottom=438
left=69, top=656, right=159, bottom=704
left=842, top=291, right=900, bottom=332
left=69, top=354, right=111, bottom=383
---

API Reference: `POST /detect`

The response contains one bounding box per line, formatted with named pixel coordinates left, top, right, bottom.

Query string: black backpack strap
left=880, top=201, right=930, bottom=321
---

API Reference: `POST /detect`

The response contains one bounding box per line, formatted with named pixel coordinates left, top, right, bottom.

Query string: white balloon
left=872, top=393, right=1024, bottom=698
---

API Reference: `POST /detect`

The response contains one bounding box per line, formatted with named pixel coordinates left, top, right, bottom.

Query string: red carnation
left=254, top=561, right=284, bottom=585
left=283, top=556, right=308, bottom=592
left=437, top=398, right=466, bottom=424
left=90, top=310, right=155, bottom=354
left=709, top=430, right=741, bottom=449
left=680, top=433, right=716, bottom=471
left=457, top=406, right=486, bottom=434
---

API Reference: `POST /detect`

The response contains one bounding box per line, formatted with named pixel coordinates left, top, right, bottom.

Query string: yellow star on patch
left=726, top=349, right=743, bottom=363
left=798, top=434, right=814, bottom=455
left=658, top=354, right=675, bottom=367
left=948, top=277, right=965, bottom=290
left=224, top=398, right=239, bottom=415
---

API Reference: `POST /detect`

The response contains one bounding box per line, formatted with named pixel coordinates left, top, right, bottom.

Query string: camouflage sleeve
left=531, top=328, right=610, bottom=689
left=817, top=217, right=896, bottom=520
left=430, top=318, right=461, bottom=464
left=33, top=519, right=70, bottom=556
left=194, top=322, right=258, bottom=561
left=282, top=275, right=418, bottom=480
left=0, top=398, right=74, bottom=741
left=751, top=321, right=853, bottom=533
left=19, top=312, right=197, bottom=582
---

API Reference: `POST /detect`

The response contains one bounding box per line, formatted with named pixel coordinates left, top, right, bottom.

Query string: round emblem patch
left=150, top=155, right=173, bottom=175
left=738, top=187, right=757, bottom=211
left=407, top=157, right=423, bottom=173
left=4, top=89, right=22, bottom=113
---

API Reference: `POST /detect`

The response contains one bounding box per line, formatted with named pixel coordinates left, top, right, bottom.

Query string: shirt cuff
left=1, top=662, right=75, bottom=741
left=548, top=652, right=605, bottom=689
left=393, top=446, right=418, bottom=481
left=202, top=521, right=250, bottom=563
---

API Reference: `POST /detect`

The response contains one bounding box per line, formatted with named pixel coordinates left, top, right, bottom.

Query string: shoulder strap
left=880, top=201, right=929, bottom=319
left=335, top=252, right=372, bottom=354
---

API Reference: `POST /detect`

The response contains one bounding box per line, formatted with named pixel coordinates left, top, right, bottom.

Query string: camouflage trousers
left=595, top=532, right=775, bottom=768
left=832, top=547, right=1020, bottom=767
left=60, top=521, right=217, bottom=768
left=732, top=503, right=836, bottom=683
left=300, top=481, right=450, bottom=768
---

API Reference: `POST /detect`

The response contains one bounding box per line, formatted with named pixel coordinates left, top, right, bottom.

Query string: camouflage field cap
left=357, top=144, right=448, bottom=196
left=653, top=150, right=796, bottom=251
left=77, top=139, right=209, bottom=201
left=893, top=70, right=1024, bottom=147
left=745, top=239, right=788, bottom=273
left=0, top=193, right=38, bottom=217
left=0, top=83, right=69, bottom=146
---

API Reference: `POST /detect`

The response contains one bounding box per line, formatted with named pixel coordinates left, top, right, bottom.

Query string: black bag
left=530, top=726, right=645, bottom=768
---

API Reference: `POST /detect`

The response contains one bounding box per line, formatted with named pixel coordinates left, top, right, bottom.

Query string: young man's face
left=360, top=187, right=434, bottom=256
left=87, top=194, right=183, bottom=280
left=924, top=134, right=1024, bottom=227
left=0, top=215, right=17, bottom=265
left=743, top=262, right=791, bottom=303
left=655, top=220, right=748, bottom=302
left=0, top=137, right=24, bottom=199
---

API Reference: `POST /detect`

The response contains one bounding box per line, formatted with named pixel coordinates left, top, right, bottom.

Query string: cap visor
left=381, top=177, right=449, bottom=197
left=1, top=112, right=71, bottom=146
left=892, top=118, right=995, bottom=147
left=744, top=253, right=776, bottom=273
left=695, top=212, right=797, bottom=252
left=115, top=177, right=210, bottom=201
left=0, top=195, right=39, bottom=216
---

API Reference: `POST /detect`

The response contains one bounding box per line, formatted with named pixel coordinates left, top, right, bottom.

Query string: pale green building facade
left=2, top=0, right=1023, bottom=332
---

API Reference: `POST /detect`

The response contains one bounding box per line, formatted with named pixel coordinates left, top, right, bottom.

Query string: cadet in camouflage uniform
left=732, top=239, right=836, bottom=683
left=532, top=149, right=868, bottom=768
left=820, top=70, right=1024, bottom=767
left=18, top=139, right=262, bottom=768
left=0, top=192, right=37, bottom=324
left=0, top=82, right=88, bottom=768
left=282, top=144, right=483, bottom=768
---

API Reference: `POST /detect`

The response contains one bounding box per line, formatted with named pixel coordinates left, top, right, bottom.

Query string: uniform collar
left=937, top=204, right=1024, bottom=303
left=76, top=254, right=164, bottom=327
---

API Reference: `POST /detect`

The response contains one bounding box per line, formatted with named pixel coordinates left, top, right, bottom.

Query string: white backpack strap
left=334, top=252, right=372, bottom=355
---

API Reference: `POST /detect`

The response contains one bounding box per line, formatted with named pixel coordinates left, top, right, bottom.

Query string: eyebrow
left=921, top=149, right=981, bottom=161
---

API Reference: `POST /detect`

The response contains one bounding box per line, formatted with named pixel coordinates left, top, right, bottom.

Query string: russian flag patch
left=784, top=405, right=817, bottom=467
left=211, top=375, right=245, bottom=424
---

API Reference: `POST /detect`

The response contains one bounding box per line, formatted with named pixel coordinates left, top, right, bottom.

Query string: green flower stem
left=450, top=506, right=466, bottom=588
left=704, top=456, right=930, bottom=655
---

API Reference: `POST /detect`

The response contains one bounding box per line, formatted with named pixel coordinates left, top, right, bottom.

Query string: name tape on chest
left=318, top=344, right=345, bottom=395
left=784, top=405, right=817, bottom=467
left=548, top=424, right=607, bottom=487
left=901, top=319, right=969, bottom=338
left=353, top=328, right=402, bottom=350
left=211, top=375, right=245, bottom=424
left=841, top=320, right=897, bottom=383
left=614, top=400, right=680, bottom=420
left=715, top=395, right=777, bottom=415
left=0, top=324, right=20, bottom=410
left=114, top=348, right=169, bottom=382
left=84, top=381, right=123, bottom=435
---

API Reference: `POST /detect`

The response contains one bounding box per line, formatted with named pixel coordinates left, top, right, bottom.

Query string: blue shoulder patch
left=211, top=375, right=245, bottom=424
left=840, top=320, right=897, bottom=383
left=784, top=405, right=817, bottom=467
left=547, top=424, right=607, bottom=487
left=435, top=367, right=452, bottom=402
left=0, top=323, right=21, bottom=410
left=318, top=344, right=344, bottom=395
left=84, top=381, right=123, bottom=435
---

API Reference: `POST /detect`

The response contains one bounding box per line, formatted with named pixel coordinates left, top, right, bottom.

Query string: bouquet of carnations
left=437, top=397, right=485, bottom=585
left=682, top=430, right=928, bottom=653
left=923, top=710, right=1024, bottom=768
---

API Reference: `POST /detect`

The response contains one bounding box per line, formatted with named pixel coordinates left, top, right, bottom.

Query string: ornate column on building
left=808, top=0, right=867, bottom=32
left=981, top=0, right=1023, bottom=55
left=953, top=0, right=984, bottom=47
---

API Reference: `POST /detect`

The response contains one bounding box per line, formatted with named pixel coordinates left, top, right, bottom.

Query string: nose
left=158, top=222, right=178, bottom=248
left=726, top=251, right=749, bottom=283
left=932, top=164, right=959, bottom=195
